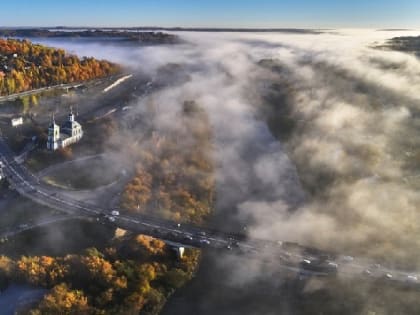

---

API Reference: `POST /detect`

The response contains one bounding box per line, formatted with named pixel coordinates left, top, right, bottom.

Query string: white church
left=47, top=108, right=83, bottom=151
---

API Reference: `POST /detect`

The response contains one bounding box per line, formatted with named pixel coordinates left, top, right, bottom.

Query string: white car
left=111, top=210, right=120, bottom=216
left=407, top=275, right=418, bottom=282
left=342, top=256, right=354, bottom=262
left=328, top=262, right=338, bottom=268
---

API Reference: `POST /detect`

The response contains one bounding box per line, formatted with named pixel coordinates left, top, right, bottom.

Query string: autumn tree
left=29, top=283, right=92, bottom=315
left=0, top=38, right=120, bottom=96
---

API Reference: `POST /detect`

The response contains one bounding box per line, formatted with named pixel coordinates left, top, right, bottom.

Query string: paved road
left=1, top=136, right=419, bottom=287
left=0, top=74, right=124, bottom=103
left=0, top=82, right=84, bottom=103
left=0, top=78, right=418, bottom=287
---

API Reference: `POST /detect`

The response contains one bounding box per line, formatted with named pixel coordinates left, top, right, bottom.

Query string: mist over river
left=17, top=28, right=420, bottom=314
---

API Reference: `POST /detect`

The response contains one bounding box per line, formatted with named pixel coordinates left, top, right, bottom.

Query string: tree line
left=0, top=234, right=199, bottom=315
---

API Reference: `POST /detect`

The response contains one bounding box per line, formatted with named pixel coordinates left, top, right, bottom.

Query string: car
left=342, top=255, right=354, bottom=262
left=183, top=235, right=193, bottom=242
left=318, top=254, right=331, bottom=261
left=328, top=262, right=338, bottom=269
left=363, top=269, right=372, bottom=276
left=226, top=239, right=239, bottom=248
left=300, top=259, right=338, bottom=274
left=111, top=210, right=120, bottom=216
left=407, top=275, right=418, bottom=282
left=108, top=216, right=116, bottom=222
left=199, top=239, right=211, bottom=246
left=385, top=273, right=393, bottom=279
left=166, top=231, right=179, bottom=238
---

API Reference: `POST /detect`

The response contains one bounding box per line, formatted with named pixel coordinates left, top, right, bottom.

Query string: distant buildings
left=47, top=108, right=83, bottom=151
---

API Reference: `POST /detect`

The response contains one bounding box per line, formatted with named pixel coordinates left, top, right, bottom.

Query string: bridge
left=0, top=214, right=85, bottom=240
left=0, top=135, right=419, bottom=287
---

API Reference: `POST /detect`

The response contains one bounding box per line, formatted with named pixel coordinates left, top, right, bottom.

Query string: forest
left=0, top=29, right=179, bottom=44
left=121, top=100, right=215, bottom=225
left=0, top=234, right=199, bottom=315
left=0, top=38, right=120, bottom=96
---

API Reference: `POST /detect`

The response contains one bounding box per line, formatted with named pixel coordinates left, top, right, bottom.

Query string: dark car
left=300, top=259, right=338, bottom=275
left=183, top=235, right=193, bottom=242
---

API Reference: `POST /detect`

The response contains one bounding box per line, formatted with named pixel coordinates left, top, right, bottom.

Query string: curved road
left=1, top=137, right=420, bottom=287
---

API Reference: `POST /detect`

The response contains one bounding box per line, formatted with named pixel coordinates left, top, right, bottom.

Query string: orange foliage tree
left=0, top=38, right=120, bottom=95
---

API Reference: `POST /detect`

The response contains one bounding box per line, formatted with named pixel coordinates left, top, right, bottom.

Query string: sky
left=1, top=0, right=420, bottom=29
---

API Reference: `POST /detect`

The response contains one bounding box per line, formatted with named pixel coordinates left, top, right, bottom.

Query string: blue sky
left=2, top=0, right=420, bottom=28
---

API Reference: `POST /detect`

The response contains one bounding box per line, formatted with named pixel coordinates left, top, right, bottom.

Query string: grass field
left=41, top=157, right=122, bottom=190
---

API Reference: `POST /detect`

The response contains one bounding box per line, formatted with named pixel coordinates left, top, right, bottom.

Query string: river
left=162, top=115, right=306, bottom=314
left=0, top=285, right=47, bottom=315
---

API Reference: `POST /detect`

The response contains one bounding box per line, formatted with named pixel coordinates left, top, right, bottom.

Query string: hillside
left=377, top=35, right=420, bottom=57
left=0, top=38, right=121, bottom=96
left=0, top=29, right=179, bottom=44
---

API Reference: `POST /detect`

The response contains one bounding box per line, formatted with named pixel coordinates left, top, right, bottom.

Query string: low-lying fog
left=34, top=29, right=420, bottom=307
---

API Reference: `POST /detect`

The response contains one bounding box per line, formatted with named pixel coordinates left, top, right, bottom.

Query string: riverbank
left=0, top=284, right=47, bottom=315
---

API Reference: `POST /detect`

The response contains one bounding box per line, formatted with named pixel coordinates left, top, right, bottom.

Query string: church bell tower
left=47, top=114, right=60, bottom=151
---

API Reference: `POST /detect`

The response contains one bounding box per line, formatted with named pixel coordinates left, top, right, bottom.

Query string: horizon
left=0, top=26, right=418, bottom=33
left=2, top=0, right=420, bottom=29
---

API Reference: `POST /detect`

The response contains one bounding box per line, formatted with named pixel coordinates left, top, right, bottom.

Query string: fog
left=33, top=29, right=420, bottom=313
